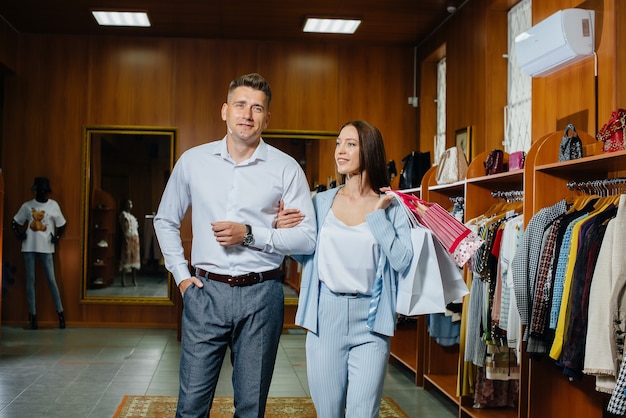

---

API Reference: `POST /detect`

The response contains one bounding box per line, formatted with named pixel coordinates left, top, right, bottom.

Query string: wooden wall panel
left=419, top=53, right=441, bottom=162
left=87, top=37, right=175, bottom=127
left=484, top=8, right=509, bottom=155
left=531, top=0, right=614, bottom=140
left=0, top=18, right=17, bottom=72
left=1, top=34, right=416, bottom=327
left=416, top=0, right=507, bottom=160
left=0, top=0, right=621, bottom=342
left=2, top=35, right=92, bottom=327
left=337, top=44, right=417, bottom=189
left=171, top=39, right=257, bottom=152
left=446, top=1, right=488, bottom=155
left=258, top=42, right=341, bottom=132
left=618, top=0, right=626, bottom=105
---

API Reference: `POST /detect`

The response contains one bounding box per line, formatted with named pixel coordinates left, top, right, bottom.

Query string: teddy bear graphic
left=29, top=208, right=47, bottom=232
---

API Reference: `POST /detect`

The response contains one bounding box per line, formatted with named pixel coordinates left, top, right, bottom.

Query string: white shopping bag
left=395, top=226, right=440, bottom=315
left=432, top=231, right=470, bottom=304
left=390, top=191, right=469, bottom=316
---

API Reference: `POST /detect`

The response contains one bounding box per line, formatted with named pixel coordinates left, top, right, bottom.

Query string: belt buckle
left=228, top=272, right=258, bottom=287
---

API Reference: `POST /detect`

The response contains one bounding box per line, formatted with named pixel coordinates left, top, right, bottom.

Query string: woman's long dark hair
left=337, top=120, right=390, bottom=193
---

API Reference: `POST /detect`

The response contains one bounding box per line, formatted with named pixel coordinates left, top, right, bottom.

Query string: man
left=154, top=73, right=316, bottom=417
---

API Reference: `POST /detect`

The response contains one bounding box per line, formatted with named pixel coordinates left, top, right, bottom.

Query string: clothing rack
left=490, top=190, right=524, bottom=202
left=566, top=177, right=626, bottom=196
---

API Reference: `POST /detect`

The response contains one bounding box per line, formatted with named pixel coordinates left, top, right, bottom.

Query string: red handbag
left=484, top=149, right=504, bottom=175
left=597, top=109, right=626, bottom=153
left=508, top=151, right=526, bottom=171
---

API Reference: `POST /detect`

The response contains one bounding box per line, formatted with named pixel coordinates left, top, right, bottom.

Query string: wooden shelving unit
left=87, top=189, right=116, bottom=288
left=521, top=130, right=617, bottom=418
left=389, top=132, right=621, bottom=417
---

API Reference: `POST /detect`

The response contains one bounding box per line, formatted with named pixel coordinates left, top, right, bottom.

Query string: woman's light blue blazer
left=294, top=186, right=413, bottom=337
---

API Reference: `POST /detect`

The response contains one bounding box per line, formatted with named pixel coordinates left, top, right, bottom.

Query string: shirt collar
left=215, top=135, right=269, bottom=164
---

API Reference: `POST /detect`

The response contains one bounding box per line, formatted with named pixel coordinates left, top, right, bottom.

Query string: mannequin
left=119, top=199, right=140, bottom=286
left=12, top=177, right=67, bottom=330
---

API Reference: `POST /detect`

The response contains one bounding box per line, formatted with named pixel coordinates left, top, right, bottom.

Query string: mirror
left=81, top=126, right=176, bottom=304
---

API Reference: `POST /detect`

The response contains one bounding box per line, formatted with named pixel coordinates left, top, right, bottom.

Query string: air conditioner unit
left=514, top=8, right=594, bottom=77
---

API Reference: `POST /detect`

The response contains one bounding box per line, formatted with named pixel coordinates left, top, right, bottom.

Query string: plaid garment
left=529, top=219, right=562, bottom=340
left=511, top=200, right=568, bottom=336
left=608, top=346, right=626, bottom=414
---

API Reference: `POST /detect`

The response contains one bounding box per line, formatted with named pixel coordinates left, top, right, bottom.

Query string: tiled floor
left=0, top=326, right=458, bottom=417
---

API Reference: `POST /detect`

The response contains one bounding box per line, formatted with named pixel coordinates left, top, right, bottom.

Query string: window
left=434, top=57, right=447, bottom=164
left=505, top=0, right=532, bottom=152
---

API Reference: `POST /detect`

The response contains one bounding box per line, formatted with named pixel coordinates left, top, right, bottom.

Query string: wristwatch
left=242, top=224, right=254, bottom=247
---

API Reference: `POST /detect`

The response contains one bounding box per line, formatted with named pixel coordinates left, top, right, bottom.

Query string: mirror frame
left=261, top=129, right=337, bottom=308
left=81, top=125, right=176, bottom=305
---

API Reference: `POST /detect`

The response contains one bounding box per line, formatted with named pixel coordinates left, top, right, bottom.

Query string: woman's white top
left=317, top=209, right=380, bottom=295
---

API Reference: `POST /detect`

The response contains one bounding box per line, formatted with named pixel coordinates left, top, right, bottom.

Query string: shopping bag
left=431, top=230, right=470, bottom=304
left=390, top=190, right=483, bottom=267
left=396, top=226, right=447, bottom=315
left=391, top=193, right=469, bottom=316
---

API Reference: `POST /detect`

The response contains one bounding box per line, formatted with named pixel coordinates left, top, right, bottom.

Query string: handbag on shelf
left=390, top=190, right=484, bottom=267
left=389, top=192, right=469, bottom=316
left=508, top=150, right=526, bottom=171
left=558, top=123, right=583, bottom=162
left=399, top=151, right=431, bottom=189
left=484, top=149, right=504, bottom=175
left=597, top=109, right=626, bottom=153
left=435, top=146, right=468, bottom=185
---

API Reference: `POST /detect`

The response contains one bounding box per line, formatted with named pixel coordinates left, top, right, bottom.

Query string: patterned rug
left=113, top=395, right=409, bottom=417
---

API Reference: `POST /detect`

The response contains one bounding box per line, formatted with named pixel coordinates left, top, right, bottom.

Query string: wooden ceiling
left=0, top=0, right=467, bottom=45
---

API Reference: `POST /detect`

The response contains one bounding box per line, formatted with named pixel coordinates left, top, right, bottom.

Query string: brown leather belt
left=195, top=268, right=283, bottom=287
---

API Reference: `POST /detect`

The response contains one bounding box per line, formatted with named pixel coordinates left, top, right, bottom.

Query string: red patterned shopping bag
left=389, top=190, right=483, bottom=267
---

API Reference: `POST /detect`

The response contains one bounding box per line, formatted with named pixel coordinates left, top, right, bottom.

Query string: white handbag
left=436, top=146, right=468, bottom=185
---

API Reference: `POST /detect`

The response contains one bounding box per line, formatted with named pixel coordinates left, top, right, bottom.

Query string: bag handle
left=564, top=123, right=577, bottom=138
left=389, top=190, right=430, bottom=217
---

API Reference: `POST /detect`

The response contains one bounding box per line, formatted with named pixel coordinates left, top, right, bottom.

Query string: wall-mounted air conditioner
left=514, top=8, right=595, bottom=77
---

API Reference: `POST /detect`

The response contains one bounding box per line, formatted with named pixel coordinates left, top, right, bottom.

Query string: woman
left=277, top=120, right=413, bottom=417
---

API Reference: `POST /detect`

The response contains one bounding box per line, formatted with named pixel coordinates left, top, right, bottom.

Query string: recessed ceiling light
left=303, top=18, right=361, bottom=34
left=92, top=11, right=151, bottom=27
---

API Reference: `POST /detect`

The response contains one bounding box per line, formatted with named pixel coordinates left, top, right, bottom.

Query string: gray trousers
left=176, top=277, right=284, bottom=418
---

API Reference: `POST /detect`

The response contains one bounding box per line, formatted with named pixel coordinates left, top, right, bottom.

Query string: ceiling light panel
left=303, top=18, right=361, bottom=34
left=92, top=11, right=151, bottom=27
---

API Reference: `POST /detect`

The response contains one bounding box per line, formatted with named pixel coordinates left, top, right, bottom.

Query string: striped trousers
left=306, top=283, right=390, bottom=418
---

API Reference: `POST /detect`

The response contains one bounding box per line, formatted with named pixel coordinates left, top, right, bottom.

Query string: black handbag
left=558, top=124, right=583, bottom=162
left=399, top=151, right=430, bottom=189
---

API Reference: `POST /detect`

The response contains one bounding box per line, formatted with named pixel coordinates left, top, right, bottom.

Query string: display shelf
left=390, top=316, right=426, bottom=385
left=87, top=189, right=116, bottom=288
left=523, top=130, right=615, bottom=418
left=458, top=150, right=522, bottom=418
left=423, top=373, right=459, bottom=405
left=418, top=164, right=465, bottom=404
left=391, top=136, right=621, bottom=417
left=459, top=404, right=518, bottom=418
